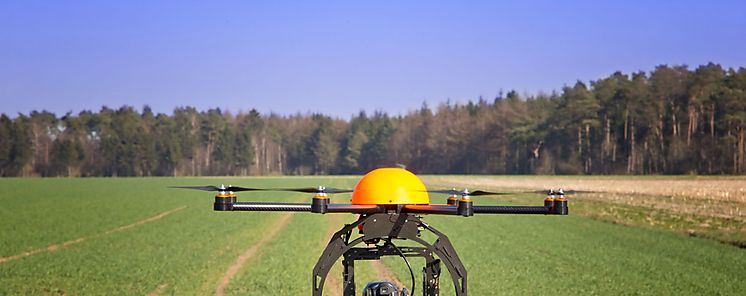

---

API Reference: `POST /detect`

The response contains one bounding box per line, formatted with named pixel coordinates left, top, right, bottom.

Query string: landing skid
left=312, top=213, right=467, bottom=296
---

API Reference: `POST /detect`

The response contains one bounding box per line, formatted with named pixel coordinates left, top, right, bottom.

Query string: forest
left=1, top=63, right=745, bottom=177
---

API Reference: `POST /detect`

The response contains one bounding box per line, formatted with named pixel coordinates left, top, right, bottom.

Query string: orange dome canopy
left=351, top=168, right=430, bottom=205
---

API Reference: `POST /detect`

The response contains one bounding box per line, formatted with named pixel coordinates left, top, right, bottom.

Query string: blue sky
left=1, top=0, right=745, bottom=118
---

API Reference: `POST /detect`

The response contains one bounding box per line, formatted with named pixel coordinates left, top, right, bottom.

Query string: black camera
left=362, top=281, right=409, bottom=296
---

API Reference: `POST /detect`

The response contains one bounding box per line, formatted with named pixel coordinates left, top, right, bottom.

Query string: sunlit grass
left=1, top=177, right=744, bottom=295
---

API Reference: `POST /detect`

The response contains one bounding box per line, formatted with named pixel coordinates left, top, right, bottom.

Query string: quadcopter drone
left=174, top=168, right=569, bottom=296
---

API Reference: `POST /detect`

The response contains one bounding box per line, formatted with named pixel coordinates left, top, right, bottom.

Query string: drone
left=174, top=168, right=569, bottom=296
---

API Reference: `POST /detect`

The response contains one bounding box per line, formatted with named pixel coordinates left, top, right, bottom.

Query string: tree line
left=1, top=63, right=745, bottom=177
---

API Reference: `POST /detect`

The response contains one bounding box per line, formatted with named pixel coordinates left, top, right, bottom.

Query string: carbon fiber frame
left=312, top=213, right=467, bottom=296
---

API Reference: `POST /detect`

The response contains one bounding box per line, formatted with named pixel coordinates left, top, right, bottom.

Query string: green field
left=1, top=177, right=745, bottom=295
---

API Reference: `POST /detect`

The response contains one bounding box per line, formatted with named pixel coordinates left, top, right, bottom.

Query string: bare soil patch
left=370, top=260, right=405, bottom=290
left=145, top=283, right=169, bottom=296
left=427, top=175, right=746, bottom=202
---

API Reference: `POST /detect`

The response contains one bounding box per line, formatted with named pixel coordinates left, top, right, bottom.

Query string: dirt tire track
left=0, top=206, right=187, bottom=264
left=371, top=260, right=405, bottom=290
left=214, top=213, right=294, bottom=296
left=321, top=215, right=345, bottom=296
left=145, top=283, right=169, bottom=296
left=104, top=206, right=186, bottom=235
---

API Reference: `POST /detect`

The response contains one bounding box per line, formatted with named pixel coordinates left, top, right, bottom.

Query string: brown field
left=423, top=175, right=746, bottom=202
left=422, top=175, right=746, bottom=246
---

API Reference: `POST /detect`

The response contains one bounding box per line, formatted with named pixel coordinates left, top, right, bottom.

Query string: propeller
left=425, top=188, right=513, bottom=196
left=425, top=188, right=598, bottom=196
left=523, top=189, right=599, bottom=195
left=173, top=185, right=590, bottom=196
left=170, top=185, right=265, bottom=192
left=269, top=186, right=354, bottom=194
left=170, top=185, right=353, bottom=194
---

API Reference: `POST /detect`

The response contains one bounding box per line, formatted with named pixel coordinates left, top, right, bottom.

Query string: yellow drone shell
left=351, top=168, right=430, bottom=205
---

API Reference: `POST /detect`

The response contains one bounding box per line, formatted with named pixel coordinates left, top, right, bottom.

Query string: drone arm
left=224, top=198, right=566, bottom=215
left=402, top=205, right=459, bottom=215
left=227, top=202, right=384, bottom=214
left=231, top=202, right=311, bottom=212
left=326, top=204, right=385, bottom=214
left=472, top=205, right=551, bottom=214
left=403, top=203, right=568, bottom=216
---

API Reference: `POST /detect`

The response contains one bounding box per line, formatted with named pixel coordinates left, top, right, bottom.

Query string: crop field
left=1, top=176, right=745, bottom=295
left=423, top=175, right=746, bottom=246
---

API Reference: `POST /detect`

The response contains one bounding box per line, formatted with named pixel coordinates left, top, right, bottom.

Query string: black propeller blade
left=522, top=189, right=598, bottom=195
left=425, top=189, right=513, bottom=196
left=170, top=185, right=265, bottom=192
left=271, top=187, right=354, bottom=194
left=170, top=185, right=354, bottom=194
left=425, top=188, right=597, bottom=196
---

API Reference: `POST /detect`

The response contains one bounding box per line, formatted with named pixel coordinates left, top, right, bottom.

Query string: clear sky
left=1, top=0, right=745, bottom=119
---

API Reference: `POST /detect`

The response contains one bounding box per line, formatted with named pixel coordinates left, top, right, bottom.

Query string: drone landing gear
left=313, top=213, right=467, bottom=296
left=346, top=243, right=439, bottom=296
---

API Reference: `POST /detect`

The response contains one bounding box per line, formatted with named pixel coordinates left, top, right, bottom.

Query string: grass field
left=1, top=176, right=745, bottom=295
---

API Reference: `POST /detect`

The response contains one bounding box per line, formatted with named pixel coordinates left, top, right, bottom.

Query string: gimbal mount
left=313, top=213, right=467, bottom=296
